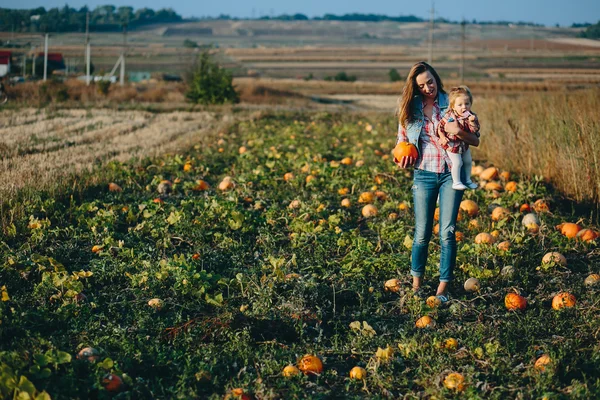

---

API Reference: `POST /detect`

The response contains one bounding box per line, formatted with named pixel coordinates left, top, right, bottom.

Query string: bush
left=334, top=71, right=357, bottom=82
left=389, top=68, right=402, bottom=82
left=183, top=39, right=198, bottom=48
left=186, top=51, right=239, bottom=105
left=96, top=80, right=111, bottom=95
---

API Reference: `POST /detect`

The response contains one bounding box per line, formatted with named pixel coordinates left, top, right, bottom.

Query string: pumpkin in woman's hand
left=392, top=142, right=418, bottom=161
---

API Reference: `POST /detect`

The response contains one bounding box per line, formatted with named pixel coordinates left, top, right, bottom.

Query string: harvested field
left=0, top=109, right=232, bottom=199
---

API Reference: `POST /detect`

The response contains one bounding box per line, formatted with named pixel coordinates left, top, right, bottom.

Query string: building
left=37, top=52, right=66, bottom=73
left=0, top=51, right=11, bottom=77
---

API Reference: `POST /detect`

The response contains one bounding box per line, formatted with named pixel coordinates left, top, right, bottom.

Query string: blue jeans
left=411, top=168, right=464, bottom=282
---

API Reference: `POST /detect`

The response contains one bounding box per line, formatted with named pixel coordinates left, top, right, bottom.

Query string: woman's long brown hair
left=397, top=62, right=445, bottom=129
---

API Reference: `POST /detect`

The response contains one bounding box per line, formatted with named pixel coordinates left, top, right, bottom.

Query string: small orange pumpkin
left=359, top=192, right=375, bottom=204
left=297, top=354, right=324, bottom=375
left=384, top=278, right=401, bottom=293
left=475, top=233, right=495, bottom=244
left=533, top=199, right=550, bottom=213
left=460, top=200, right=479, bottom=217
left=361, top=204, right=378, bottom=218
left=556, top=222, right=581, bottom=239
left=584, top=273, right=600, bottom=286
left=505, top=181, right=517, bottom=192
left=576, top=229, right=598, bottom=242
left=415, top=315, right=434, bottom=329
left=480, top=167, right=499, bottom=181
left=551, top=292, right=576, bottom=310
left=505, top=293, right=527, bottom=311
left=443, top=372, right=466, bottom=391
left=491, top=207, right=510, bottom=221
left=349, top=366, right=367, bottom=380
left=282, top=365, right=300, bottom=377
left=534, top=354, right=551, bottom=372
left=102, top=374, right=123, bottom=392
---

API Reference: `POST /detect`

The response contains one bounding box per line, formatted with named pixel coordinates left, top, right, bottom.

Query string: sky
left=1, top=0, right=599, bottom=26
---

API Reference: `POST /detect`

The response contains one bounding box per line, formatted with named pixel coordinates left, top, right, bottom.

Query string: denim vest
left=405, top=92, right=449, bottom=156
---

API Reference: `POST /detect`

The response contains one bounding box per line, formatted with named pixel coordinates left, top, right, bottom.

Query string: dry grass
left=475, top=89, right=600, bottom=204
left=0, top=109, right=234, bottom=202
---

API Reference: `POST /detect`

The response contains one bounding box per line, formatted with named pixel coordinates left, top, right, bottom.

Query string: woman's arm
left=444, top=120, right=480, bottom=147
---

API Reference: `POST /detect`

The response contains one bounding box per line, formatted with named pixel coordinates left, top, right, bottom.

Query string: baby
left=437, top=86, right=480, bottom=190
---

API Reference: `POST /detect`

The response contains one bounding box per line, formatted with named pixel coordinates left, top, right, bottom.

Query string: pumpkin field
left=1, top=110, right=600, bottom=399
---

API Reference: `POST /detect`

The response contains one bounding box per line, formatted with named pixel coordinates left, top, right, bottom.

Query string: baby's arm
left=467, top=112, right=480, bottom=134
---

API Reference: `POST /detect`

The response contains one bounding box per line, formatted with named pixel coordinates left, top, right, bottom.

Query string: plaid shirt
left=397, top=101, right=451, bottom=173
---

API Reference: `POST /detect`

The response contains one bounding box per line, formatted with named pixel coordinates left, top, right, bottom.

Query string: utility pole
left=428, top=2, right=435, bottom=64
left=460, top=19, right=466, bottom=83
left=120, top=24, right=127, bottom=86
left=85, top=11, right=91, bottom=85
left=43, top=33, right=48, bottom=81
left=22, top=53, right=26, bottom=79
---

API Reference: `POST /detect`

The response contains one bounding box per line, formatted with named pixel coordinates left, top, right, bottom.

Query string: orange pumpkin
left=552, top=292, right=576, bottom=310
left=505, top=293, right=527, bottom=311
left=444, top=338, right=458, bottom=350
left=485, top=182, right=504, bottom=192
left=472, top=165, right=484, bottom=176
left=108, top=182, right=122, bottom=192
left=341, top=157, right=353, bottom=165
left=359, top=192, right=375, bottom=204
left=499, top=171, right=511, bottom=181
left=102, top=374, right=123, bottom=392
left=392, top=142, right=418, bottom=161
left=415, top=315, right=435, bottom=329
left=338, top=187, right=350, bottom=195
left=519, top=203, right=532, bottom=213
left=475, top=233, right=495, bottom=244
left=480, top=167, right=499, bottom=181
left=533, top=199, right=550, bottom=213
left=556, top=222, right=581, bottom=238
left=443, top=372, right=466, bottom=391
left=460, top=200, right=479, bottom=217
left=282, top=365, right=300, bottom=377
left=434, top=207, right=440, bottom=221
left=283, top=172, right=294, bottom=181
left=576, top=229, right=598, bottom=242
left=218, top=177, right=235, bottom=191
left=491, top=207, right=510, bottom=221
left=455, top=231, right=465, bottom=242
left=534, top=354, right=551, bottom=372
left=349, top=366, right=367, bottom=380
left=361, top=204, right=378, bottom=218
left=341, top=198, right=351, bottom=208
left=384, top=278, right=401, bottom=293
left=505, top=181, right=518, bottom=192
left=584, top=273, right=600, bottom=286
left=193, top=180, right=210, bottom=191
left=497, top=241, right=511, bottom=251
left=297, top=354, right=324, bottom=375
left=426, top=296, right=441, bottom=308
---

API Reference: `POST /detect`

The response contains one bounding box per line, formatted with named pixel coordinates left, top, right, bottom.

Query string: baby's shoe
left=452, top=182, right=467, bottom=191
left=465, top=180, right=478, bottom=189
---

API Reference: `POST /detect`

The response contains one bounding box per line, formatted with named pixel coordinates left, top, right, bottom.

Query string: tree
left=389, top=68, right=402, bottom=82
left=186, top=51, right=239, bottom=105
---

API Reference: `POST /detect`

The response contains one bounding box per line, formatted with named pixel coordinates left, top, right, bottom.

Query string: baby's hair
left=448, top=85, right=473, bottom=108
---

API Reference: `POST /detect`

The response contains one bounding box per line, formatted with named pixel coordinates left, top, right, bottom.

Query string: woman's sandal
left=436, top=294, right=450, bottom=304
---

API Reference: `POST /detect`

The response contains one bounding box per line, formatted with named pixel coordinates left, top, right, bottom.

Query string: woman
left=395, top=62, right=480, bottom=302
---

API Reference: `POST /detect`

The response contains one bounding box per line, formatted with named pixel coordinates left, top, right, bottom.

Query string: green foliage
left=183, top=38, right=198, bottom=48
left=389, top=68, right=402, bottom=82
left=0, top=112, right=599, bottom=398
left=185, top=51, right=239, bottom=105
left=325, top=71, right=357, bottom=82
left=578, top=20, right=600, bottom=38
left=0, top=5, right=182, bottom=33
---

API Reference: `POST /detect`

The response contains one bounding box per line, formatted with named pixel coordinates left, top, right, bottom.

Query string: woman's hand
left=444, top=120, right=461, bottom=135
left=394, top=156, right=417, bottom=168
